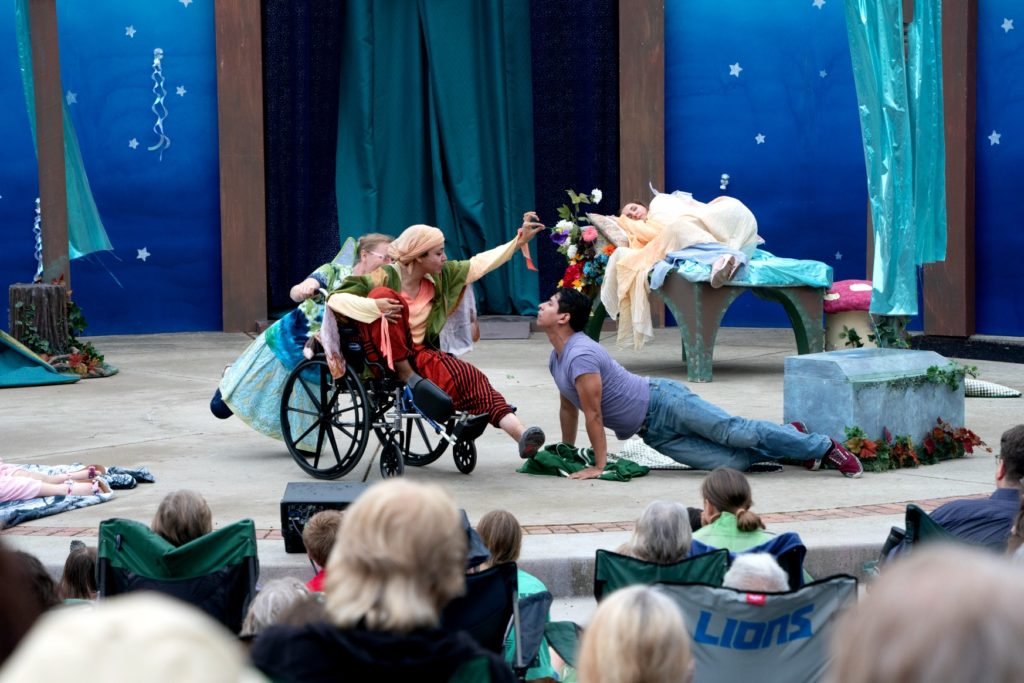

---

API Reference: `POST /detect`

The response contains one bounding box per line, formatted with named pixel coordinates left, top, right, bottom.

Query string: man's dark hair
left=556, top=288, right=592, bottom=332
left=1000, top=425, right=1024, bottom=484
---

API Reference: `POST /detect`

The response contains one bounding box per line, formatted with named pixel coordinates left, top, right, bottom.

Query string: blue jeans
left=637, top=379, right=831, bottom=471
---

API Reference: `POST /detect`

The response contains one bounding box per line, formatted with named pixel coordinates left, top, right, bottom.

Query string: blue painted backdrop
left=0, top=0, right=221, bottom=334
left=665, top=0, right=1021, bottom=336
left=0, top=0, right=1020, bottom=336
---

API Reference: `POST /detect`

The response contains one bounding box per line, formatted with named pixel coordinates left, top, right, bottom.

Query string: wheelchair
left=278, top=319, right=489, bottom=480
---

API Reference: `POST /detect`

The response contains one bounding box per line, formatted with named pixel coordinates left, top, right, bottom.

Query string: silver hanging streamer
left=32, top=197, right=43, bottom=282
left=148, top=48, right=171, bottom=159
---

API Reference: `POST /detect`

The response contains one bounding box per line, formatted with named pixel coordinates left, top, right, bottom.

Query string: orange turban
left=387, top=224, right=445, bottom=272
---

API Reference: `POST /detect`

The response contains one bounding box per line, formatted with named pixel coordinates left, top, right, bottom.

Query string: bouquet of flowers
left=549, top=188, right=616, bottom=299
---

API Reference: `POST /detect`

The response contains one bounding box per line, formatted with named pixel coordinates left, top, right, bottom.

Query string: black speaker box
left=280, top=482, right=368, bottom=553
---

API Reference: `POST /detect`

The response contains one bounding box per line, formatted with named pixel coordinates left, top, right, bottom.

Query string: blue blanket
left=650, top=248, right=833, bottom=291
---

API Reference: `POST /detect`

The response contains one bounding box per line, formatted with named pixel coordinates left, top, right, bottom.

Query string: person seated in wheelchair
left=327, top=218, right=547, bottom=458
left=210, top=233, right=393, bottom=440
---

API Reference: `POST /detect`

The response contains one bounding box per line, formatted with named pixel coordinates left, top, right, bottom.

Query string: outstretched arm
left=466, top=212, right=546, bottom=284
left=559, top=393, right=579, bottom=445
left=569, top=372, right=607, bottom=480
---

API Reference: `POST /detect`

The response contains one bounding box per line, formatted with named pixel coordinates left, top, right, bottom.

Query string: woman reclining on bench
left=327, top=217, right=547, bottom=459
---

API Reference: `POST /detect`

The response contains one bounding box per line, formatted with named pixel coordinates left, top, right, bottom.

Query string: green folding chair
left=593, top=548, right=731, bottom=600
left=903, top=503, right=958, bottom=548
left=97, top=518, right=259, bottom=634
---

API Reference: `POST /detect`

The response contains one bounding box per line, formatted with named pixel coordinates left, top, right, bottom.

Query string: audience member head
left=324, top=480, right=466, bottom=632
left=275, top=591, right=327, bottom=628
left=59, top=542, right=98, bottom=601
left=302, top=510, right=344, bottom=570
left=12, top=550, right=60, bottom=610
left=355, top=232, right=394, bottom=271
left=996, top=424, right=1024, bottom=486
left=0, top=544, right=46, bottom=666
left=700, top=467, right=765, bottom=532
left=829, top=546, right=1024, bottom=683
left=620, top=202, right=648, bottom=221
left=555, top=287, right=593, bottom=332
left=722, top=553, right=789, bottom=593
left=475, top=509, right=522, bottom=569
left=618, top=500, right=692, bottom=564
left=578, top=585, right=692, bottom=683
left=0, top=593, right=264, bottom=683
left=151, top=490, right=213, bottom=547
left=240, top=577, right=309, bottom=638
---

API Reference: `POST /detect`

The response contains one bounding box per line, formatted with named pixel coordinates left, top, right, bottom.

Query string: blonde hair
left=476, top=509, right=522, bottom=567
left=240, top=577, right=308, bottom=637
left=617, top=500, right=692, bottom=564
left=701, top=468, right=764, bottom=532
left=356, top=233, right=394, bottom=256
left=829, top=546, right=1024, bottom=683
left=324, top=480, right=466, bottom=632
left=151, top=490, right=213, bottom=547
left=578, top=586, right=692, bottom=683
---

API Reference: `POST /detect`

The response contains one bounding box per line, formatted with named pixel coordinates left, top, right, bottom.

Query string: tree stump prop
left=8, top=283, right=69, bottom=355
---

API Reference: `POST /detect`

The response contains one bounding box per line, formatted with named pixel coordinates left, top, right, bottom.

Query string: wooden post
left=28, top=0, right=69, bottom=286
left=214, top=1, right=267, bottom=332
left=923, top=0, right=976, bottom=336
left=620, top=0, right=665, bottom=327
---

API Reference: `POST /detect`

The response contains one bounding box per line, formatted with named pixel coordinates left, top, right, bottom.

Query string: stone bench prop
left=654, top=272, right=826, bottom=382
left=782, top=348, right=965, bottom=444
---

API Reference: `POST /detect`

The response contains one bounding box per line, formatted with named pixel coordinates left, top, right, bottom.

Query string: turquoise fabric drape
left=844, top=0, right=946, bottom=316
left=15, top=0, right=112, bottom=259
left=335, top=0, right=538, bottom=314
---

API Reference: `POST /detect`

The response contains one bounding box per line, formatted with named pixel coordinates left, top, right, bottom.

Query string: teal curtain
left=844, top=0, right=946, bottom=316
left=334, top=0, right=538, bottom=314
left=15, top=0, right=112, bottom=259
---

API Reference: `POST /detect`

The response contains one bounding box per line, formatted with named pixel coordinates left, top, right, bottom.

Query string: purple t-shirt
left=549, top=332, right=650, bottom=440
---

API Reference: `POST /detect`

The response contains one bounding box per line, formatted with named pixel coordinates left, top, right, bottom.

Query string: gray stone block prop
left=783, top=348, right=965, bottom=443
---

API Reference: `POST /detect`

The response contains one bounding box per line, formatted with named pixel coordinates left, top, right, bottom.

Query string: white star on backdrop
left=813, top=0, right=826, bottom=9
left=1002, top=18, right=1014, bottom=33
left=176, top=86, right=187, bottom=96
left=755, top=133, right=766, bottom=144
left=835, top=252, right=843, bottom=261
left=729, top=62, right=743, bottom=77
left=65, top=91, right=77, bottom=105
left=136, top=247, right=150, bottom=262
left=180, top=0, right=192, bottom=6
left=128, top=138, right=139, bottom=149
left=989, top=130, right=1002, bottom=145
left=819, top=70, right=828, bottom=78
left=125, top=25, right=136, bottom=38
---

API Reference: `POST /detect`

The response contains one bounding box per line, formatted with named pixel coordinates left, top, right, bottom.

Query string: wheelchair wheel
left=400, top=418, right=451, bottom=467
left=452, top=439, right=477, bottom=474
left=379, top=439, right=405, bottom=478
left=280, top=358, right=370, bottom=480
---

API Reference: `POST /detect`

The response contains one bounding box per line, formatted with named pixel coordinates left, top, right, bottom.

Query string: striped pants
left=357, top=287, right=515, bottom=427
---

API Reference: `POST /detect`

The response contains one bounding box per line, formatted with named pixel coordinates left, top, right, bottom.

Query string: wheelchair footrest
left=452, top=413, right=489, bottom=442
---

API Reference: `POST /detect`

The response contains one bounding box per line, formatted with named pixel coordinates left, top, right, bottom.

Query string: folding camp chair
left=691, top=533, right=809, bottom=590
left=97, top=518, right=259, bottom=634
left=545, top=548, right=732, bottom=668
left=512, top=590, right=554, bottom=682
left=442, top=562, right=518, bottom=653
left=903, top=503, right=958, bottom=548
left=659, top=575, right=858, bottom=683
left=593, top=547, right=731, bottom=600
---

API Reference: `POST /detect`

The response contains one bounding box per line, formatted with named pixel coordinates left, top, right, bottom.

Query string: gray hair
left=722, top=553, right=789, bottom=592
left=619, top=501, right=692, bottom=564
left=240, top=577, right=309, bottom=637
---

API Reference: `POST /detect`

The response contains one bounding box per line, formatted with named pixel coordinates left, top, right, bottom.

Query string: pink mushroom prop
left=824, top=280, right=875, bottom=350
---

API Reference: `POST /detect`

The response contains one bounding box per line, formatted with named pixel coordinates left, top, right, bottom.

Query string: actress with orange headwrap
left=327, top=214, right=547, bottom=458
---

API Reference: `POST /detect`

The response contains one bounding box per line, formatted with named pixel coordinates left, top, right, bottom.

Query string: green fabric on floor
left=517, top=443, right=650, bottom=482
left=0, top=331, right=79, bottom=388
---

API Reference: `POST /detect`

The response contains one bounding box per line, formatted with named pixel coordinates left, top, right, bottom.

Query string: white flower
left=590, top=188, right=602, bottom=204
left=555, top=219, right=573, bottom=231
left=567, top=244, right=578, bottom=259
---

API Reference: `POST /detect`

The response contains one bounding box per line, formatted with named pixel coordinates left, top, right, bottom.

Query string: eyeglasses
left=367, top=251, right=393, bottom=263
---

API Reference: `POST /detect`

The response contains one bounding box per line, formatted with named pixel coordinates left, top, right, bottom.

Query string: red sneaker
left=789, top=421, right=808, bottom=433
left=788, top=422, right=823, bottom=470
left=824, top=439, right=864, bottom=478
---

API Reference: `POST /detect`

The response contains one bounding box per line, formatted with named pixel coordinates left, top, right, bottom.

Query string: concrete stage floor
left=3, top=326, right=1022, bottom=604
